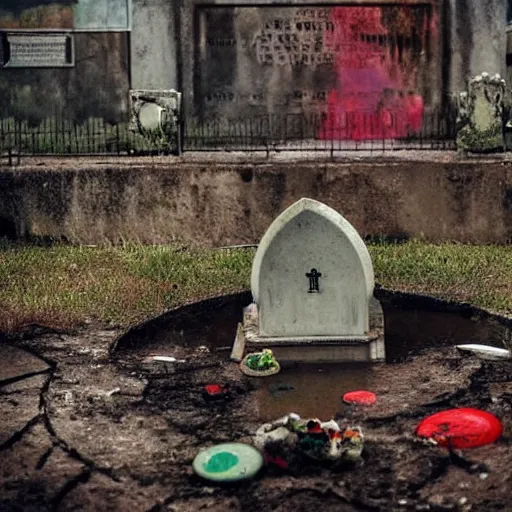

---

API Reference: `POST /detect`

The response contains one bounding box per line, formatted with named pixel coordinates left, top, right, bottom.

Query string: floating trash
left=415, top=408, right=503, bottom=449
left=202, top=384, right=231, bottom=402
left=192, top=442, right=264, bottom=483
left=240, top=349, right=280, bottom=377
left=456, top=344, right=511, bottom=361
left=343, top=390, right=377, bottom=405
left=151, top=356, right=179, bottom=363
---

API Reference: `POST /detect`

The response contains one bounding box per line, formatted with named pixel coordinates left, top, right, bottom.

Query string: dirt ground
left=1, top=326, right=511, bottom=512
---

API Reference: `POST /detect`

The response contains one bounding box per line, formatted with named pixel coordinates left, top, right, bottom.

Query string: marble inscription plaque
left=3, top=32, right=73, bottom=68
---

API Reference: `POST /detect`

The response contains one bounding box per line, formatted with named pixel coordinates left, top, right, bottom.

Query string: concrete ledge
left=242, top=301, right=385, bottom=363
left=2, top=155, right=512, bottom=245
left=246, top=335, right=376, bottom=344
left=251, top=344, right=376, bottom=364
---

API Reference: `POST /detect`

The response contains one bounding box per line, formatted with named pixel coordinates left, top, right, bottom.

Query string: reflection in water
left=252, top=363, right=373, bottom=422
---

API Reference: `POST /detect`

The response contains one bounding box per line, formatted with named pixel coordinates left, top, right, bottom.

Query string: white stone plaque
left=251, top=198, right=374, bottom=338
left=3, top=33, right=74, bottom=68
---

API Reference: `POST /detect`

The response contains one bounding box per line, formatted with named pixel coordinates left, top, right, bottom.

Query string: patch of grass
left=369, top=240, right=512, bottom=313
left=0, top=239, right=511, bottom=333
left=0, top=241, right=254, bottom=332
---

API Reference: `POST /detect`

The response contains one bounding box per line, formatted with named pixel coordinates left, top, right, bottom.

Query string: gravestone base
left=235, top=298, right=385, bottom=363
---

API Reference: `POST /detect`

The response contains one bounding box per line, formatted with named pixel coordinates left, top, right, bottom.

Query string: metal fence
left=0, top=106, right=460, bottom=163
left=0, top=116, right=180, bottom=163
left=183, top=108, right=458, bottom=153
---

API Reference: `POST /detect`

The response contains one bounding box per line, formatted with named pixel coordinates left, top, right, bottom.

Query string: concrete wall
left=0, top=1, right=505, bottom=123
left=178, top=0, right=443, bottom=125
left=448, top=0, right=506, bottom=93
left=130, top=0, right=178, bottom=90
left=0, top=1, right=131, bottom=122
left=0, top=32, right=130, bottom=123
left=130, top=0, right=506, bottom=117
left=1, top=158, right=512, bottom=245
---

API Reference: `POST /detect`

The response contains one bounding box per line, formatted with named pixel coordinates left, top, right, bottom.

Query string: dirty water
left=251, top=363, right=372, bottom=422
left=114, top=291, right=511, bottom=364
left=113, top=291, right=512, bottom=424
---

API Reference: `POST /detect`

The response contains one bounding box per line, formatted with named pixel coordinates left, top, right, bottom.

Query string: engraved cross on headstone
left=306, top=268, right=322, bottom=293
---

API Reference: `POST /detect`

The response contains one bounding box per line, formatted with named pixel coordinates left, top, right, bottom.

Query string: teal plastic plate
left=192, top=442, right=264, bottom=482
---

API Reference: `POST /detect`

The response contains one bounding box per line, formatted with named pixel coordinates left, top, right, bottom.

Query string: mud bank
left=1, top=323, right=511, bottom=510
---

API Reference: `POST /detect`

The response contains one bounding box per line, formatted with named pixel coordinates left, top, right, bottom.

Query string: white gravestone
left=237, top=198, right=385, bottom=363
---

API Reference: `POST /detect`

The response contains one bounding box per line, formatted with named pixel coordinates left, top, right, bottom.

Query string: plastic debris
left=343, top=390, right=377, bottom=405
left=456, top=344, right=511, bottom=361
left=192, top=442, right=264, bottom=482
left=415, top=408, right=503, bottom=449
left=152, top=356, right=179, bottom=363
left=254, top=413, right=364, bottom=469
left=105, top=387, right=121, bottom=397
left=195, top=346, right=210, bottom=356
left=202, top=384, right=231, bottom=402
left=240, top=349, right=280, bottom=377
left=140, top=355, right=187, bottom=374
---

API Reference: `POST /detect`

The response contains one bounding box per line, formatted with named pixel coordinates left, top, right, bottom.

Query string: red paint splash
left=319, top=7, right=428, bottom=140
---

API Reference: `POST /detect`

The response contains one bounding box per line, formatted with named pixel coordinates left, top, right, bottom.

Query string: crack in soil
left=0, top=367, right=53, bottom=388
left=50, top=467, right=92, bottom=509
left=0, top=413, right=42, bottom=451
left=38, top=364, right=123, bottom=483
left=35, top=446, right=55, bottom=470
left=1, top=339, right=124, bottom=497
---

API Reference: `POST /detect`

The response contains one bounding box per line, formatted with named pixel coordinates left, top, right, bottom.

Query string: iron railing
left=183, top=109, right=458, bottom=153
left=0, top=117, right=180, bottom=160
left=0, top=105, right=461, bottom=163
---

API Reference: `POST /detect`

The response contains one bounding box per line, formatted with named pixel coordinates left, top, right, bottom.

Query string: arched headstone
left=233, top=198, right=385, bottom=363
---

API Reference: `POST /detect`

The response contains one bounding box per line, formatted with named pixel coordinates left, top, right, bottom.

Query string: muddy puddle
left=112, top=290, right=512, bottom=425
left=251, top=363, right=372, bottom=422
left=114, top=290, right=511, bottom=362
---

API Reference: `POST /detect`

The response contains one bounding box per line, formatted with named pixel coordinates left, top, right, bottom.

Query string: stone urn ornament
left=457, top=72, right=506, bottom=153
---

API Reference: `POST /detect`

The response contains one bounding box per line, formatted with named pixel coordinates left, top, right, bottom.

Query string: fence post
left=116, top=124, right=121, bottom=156
left=330, top=115, right=334, bottom=160
left=16, top=120, right=21, bottom=165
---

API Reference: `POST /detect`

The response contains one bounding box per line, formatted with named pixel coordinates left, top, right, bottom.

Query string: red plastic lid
left=204, top=384, right=225, bottom=396
left=416, top=408, right=502, bottom=449
left=343, top=390, right=377, bottom=405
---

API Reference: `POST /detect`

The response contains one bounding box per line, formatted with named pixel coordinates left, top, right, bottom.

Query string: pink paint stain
left=319, top=6, right=427, bottom=140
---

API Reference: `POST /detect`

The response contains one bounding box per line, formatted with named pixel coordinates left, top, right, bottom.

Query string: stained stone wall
left=179, top=0, right=442, bottom=137
left=0, top=1, right=131, bottom=122
left=169, top=0, right=505, bottom=127
left=0, top=32, right=129, bottom=123
left=0, top=0, right=507, bottom=127
left=3, top=158, right=512, bottom=245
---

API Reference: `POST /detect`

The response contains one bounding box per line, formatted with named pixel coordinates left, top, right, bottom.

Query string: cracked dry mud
left=1, top=328, right=511, bottom=512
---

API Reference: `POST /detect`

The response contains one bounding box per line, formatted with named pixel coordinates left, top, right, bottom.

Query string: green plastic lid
left=192, top=443, right=264, bottom=482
